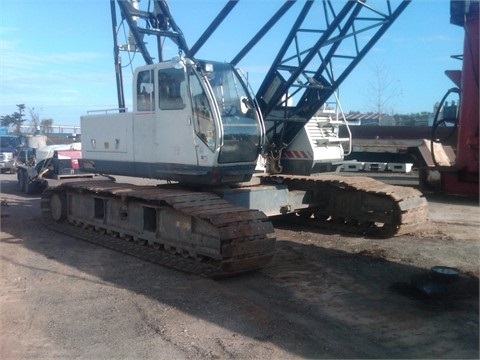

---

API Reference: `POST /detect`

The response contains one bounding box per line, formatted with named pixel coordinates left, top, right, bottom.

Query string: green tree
left=1, top=104, right=27, bottom=134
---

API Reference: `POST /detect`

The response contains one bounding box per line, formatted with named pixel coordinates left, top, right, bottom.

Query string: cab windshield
left=205, top=62, right=262, bottom=163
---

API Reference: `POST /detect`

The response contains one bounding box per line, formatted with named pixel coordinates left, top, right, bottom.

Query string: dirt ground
left=1, top=173, right=478, bottom=359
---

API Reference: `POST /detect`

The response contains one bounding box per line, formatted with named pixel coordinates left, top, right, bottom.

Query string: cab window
left=189, top=70, right=215, bottom=149
left=137, top=70, right=155, bottom=111
left=158, top=68, right=186, bottom=110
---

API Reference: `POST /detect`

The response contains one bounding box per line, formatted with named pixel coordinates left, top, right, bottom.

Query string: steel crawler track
left=41, top=174, right=427, bottom=277
left=261, top=174, right=429, bottom=238
left=41, top=181, right=275, bottom=277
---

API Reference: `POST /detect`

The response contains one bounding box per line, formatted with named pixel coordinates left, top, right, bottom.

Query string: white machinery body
left=80, top=59, right=264, bottom=185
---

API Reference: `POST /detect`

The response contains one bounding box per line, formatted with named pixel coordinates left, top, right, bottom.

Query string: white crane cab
left=80, top=58, right=264, bottom=184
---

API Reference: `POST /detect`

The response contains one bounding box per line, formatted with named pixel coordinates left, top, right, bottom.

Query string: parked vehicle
left=0, top=135, right=23, bottom=173
left=16, top=142, right=93, bottom=194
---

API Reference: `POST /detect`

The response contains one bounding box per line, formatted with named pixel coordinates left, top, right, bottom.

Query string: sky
left=0, top=0, right=465, bottom=128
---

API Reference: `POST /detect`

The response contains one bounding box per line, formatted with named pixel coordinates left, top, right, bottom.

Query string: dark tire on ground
left=21, top=170, right=37, bottom=195
left=17, top=169, right=25, bottom=193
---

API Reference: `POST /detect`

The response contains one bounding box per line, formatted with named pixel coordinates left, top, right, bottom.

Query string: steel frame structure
left=111, top=0, right=410, bottom=150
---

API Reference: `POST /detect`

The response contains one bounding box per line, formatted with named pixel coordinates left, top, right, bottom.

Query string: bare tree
left=40, top=118, right=54, bottom=134
left=364, top=63, right=402, bottom=124
left=29, top=107, right=42, bottom=133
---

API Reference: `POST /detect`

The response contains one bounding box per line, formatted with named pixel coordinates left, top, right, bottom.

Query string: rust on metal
left=42, top=181, right=276, bottom=277
left=260, top=173, right=428, bottom=238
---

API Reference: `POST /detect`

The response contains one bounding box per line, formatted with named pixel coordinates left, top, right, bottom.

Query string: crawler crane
left=42, top=0, right=428, bottom=276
